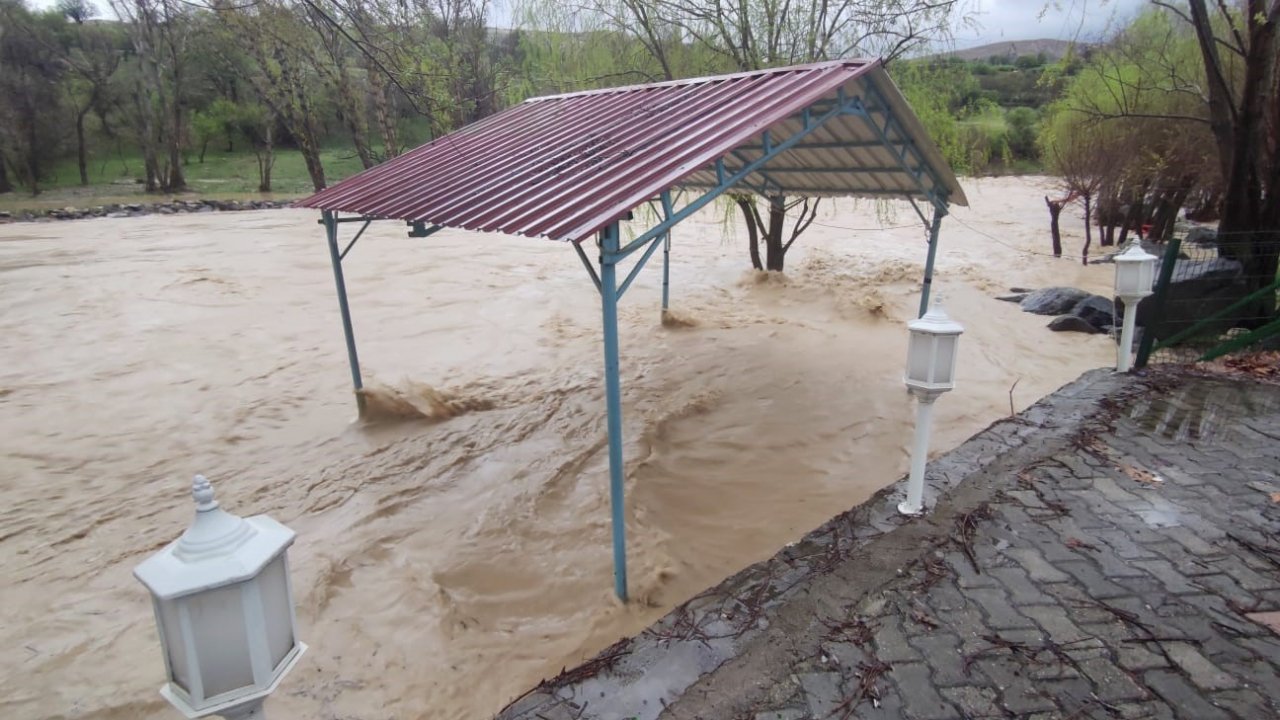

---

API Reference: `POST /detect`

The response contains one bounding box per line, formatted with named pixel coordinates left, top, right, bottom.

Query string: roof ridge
left=525, top=59, right=877, bottom=103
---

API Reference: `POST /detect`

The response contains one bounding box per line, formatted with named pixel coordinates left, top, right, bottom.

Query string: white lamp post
left=1114, top=242, right=1157, bottom=372
left=900, top=304, right=964, bottom=515
left=135, top=476, right=306, bottom=720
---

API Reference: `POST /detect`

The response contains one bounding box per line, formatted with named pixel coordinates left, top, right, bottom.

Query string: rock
left=1049, top=315, right=1103, bottom=333
left=1009, top=287, right=1035, bottom=294
left=107, top=212, right=130, bottom=218
left=124, top=204, right=143, bottom=211
left=1071, top=295, right=1116, bottom=332
left=1020, top=287, right=1091, bottom=316
left=1186, top=226, right=1217, bottom=246
left=997, top=294, right=1028, bottom=303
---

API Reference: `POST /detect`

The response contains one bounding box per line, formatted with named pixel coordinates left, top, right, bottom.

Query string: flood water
left=0, top=176, right=1114, bottom=719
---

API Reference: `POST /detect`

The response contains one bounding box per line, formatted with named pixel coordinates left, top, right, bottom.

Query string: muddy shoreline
left=0, top=197, right=295, bottom=223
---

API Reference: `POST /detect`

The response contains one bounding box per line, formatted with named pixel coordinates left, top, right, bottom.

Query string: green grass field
left=1, top=143, right=373, bottom=213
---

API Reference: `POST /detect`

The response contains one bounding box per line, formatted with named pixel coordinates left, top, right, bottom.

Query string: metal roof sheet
left=297, top=59, right=967, bottom=242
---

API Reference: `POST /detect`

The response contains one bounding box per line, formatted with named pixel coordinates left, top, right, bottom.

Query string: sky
left=950, top=0, right=1148, bottom=49
left=29, top=0, right=1151, bottom=49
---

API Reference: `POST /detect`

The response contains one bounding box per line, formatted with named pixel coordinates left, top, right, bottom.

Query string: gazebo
left=297, top=59, right=968, bottom=601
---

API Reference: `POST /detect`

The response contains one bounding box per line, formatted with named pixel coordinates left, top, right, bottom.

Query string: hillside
left=943, top=38, right=1080, bottom=62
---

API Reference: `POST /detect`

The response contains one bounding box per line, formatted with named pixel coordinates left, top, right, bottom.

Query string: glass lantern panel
left=188, top=582, right=255, bottom=699
left=907, top=333, right=932, bottom=383
left=157, top=598, right=192, bottom=694
left=1116, top=264, right=1137, bottom=295
left=259, top=556, right=296, bottom=670
left=933, top=336, right=956, bottom=385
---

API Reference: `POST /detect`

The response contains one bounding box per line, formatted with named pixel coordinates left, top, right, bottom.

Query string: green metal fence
left=1134, top=232, right=1280, bottom=368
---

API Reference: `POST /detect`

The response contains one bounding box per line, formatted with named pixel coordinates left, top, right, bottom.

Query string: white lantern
left=1113, top=242, right=1157, bottom=372
left=1114, top=243, right=1157, bottom=302
left=135, top=476, right=306, bottom=719
left=905, top=305, right=964, bottom=397
left=900, top=304, right=964, bottom=516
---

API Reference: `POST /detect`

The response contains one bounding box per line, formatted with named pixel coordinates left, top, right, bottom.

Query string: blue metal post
left=660, top=192, right=673, bottom=312
left=662, top=234, right=671, bottom=312
left=598, top=222, right=629, bottom=601
left=323, top=211, right=367, bottom=415
left=918, top=206, right=946, bottom=318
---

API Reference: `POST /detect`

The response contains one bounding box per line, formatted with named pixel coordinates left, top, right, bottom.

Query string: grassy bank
left=0, top=144, right=369, bottom=214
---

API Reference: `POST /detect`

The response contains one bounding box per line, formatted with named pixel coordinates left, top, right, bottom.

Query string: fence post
left=1134, top=236, right=1182, bottom=369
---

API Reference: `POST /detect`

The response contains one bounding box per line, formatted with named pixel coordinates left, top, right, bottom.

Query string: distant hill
left=942, top=39, right=1081, bottom=62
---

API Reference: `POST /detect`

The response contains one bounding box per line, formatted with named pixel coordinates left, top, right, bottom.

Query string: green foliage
left=1004, top=106, right=1039, bottom=160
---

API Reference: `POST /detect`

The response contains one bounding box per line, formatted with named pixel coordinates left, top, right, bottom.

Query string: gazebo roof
left=298, top=59, right=966, bottom=243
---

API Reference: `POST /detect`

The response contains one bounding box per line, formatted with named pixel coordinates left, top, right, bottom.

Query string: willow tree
left=1041, top=8, right=1220, bottom=257
left=1079, top=0, right=1280, bottom=316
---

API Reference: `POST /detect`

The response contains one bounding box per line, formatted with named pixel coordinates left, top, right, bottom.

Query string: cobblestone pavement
left=498, top=370, right=1280, bottom=720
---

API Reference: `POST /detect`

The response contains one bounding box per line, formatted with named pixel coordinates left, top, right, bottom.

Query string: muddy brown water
left=0, top=177, right=1113, bottom=719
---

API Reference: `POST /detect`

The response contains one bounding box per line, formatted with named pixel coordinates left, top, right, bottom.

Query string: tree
left=107, top=0, right=193, bottom=192
left=1070, top=0, right=1279, bottom=316
left=0, top=0, right=67, bottom=195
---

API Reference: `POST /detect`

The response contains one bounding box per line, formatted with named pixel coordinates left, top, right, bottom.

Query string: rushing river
left=0, top=176, right=1112, bottom=719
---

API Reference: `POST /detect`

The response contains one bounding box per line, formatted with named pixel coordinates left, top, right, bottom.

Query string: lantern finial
left=192, top=474, right=218, bottom=512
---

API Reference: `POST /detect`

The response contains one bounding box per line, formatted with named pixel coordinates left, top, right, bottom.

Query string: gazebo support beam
left=919, top=204, right=947, bottom=318
left=661, top=191, right=673, bottom=312
left=597, top=221, right=629, bottom=602
left=322, top=211, right=367, bottom=417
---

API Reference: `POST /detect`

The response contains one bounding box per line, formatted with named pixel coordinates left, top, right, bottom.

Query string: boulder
left=1020, top=287, right=1091, bottom=316
left=1071, top=295, right=1116, bottom=332
left=1186, top=226, right=1217, bottom=246
left=1049, top=315, right=1103, bottom=334
left=996, top=294, right=1028, bottom=304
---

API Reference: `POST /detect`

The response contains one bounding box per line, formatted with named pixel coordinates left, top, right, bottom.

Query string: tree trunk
left=75, top=108, right=90, bottom=185
left=737, top=196, right=763, bottom=271
left=167, top=101, right=186, bottom=191
left=1045, top=196, right=1063, bottom=257
left=764, top=194, right=786, bottom=271
left=256, top=123, right=273, bottom=192
left=367, top=61, right=398, bottom=159
left=1081, top=193, right=1093, bottom=266
left=0, top=150, right=11, bottom=194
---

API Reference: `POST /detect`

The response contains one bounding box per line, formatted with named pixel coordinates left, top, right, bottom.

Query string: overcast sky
left=30, top=0, right=1152, bottom=49
left=950, top=0, right=1148, bottom=49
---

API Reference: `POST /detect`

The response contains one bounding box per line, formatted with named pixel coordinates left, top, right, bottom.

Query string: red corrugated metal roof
left=297, top=60, right=965, bottom=242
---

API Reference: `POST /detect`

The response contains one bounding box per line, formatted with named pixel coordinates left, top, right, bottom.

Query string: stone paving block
left=1091, top=474, right=1143, bottom=504
left=1019, top=605, right=1093, bottom=645
left=1162, top=642, right=1239, bottom=691
left=871, top=616, right=923, bottom=664
left=969, top=654, right=1060, bottom=715
left=1095, top=528, right=1161, bottom=560
left=966, top=587, right=1036, bottom=629
left=942, top=553, right=997, bottom=590
left=1131, top=559, right=1199, bottom=595
left=938, top=686, right=1002, bottom=717
left=1003, top=547, right=1071, bottom=583
left=1076, top=656, right=1149, bottom=702
left=1111, top=701, right=1177, bottom=720
left=797, top=672, right=845, bottom=718
left=987, top=565, right=1054, bottom=605
left=888, top=663, right=955, bottom=720
left=1160, top=526, right=1227, bottom=556
left=1210, top=688, right=1277, bottom=719
left=1215, top=555, right=1280, bottom=592
left=754, top=709, right=808, bottom=720
left=1192, top=572, right=1261, bottom=605
left=1143, top=670, right=1234, bottom=720
left=1057, top=560, right=1129, bottom=598
left=903, top=634, right=967, bottom=687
